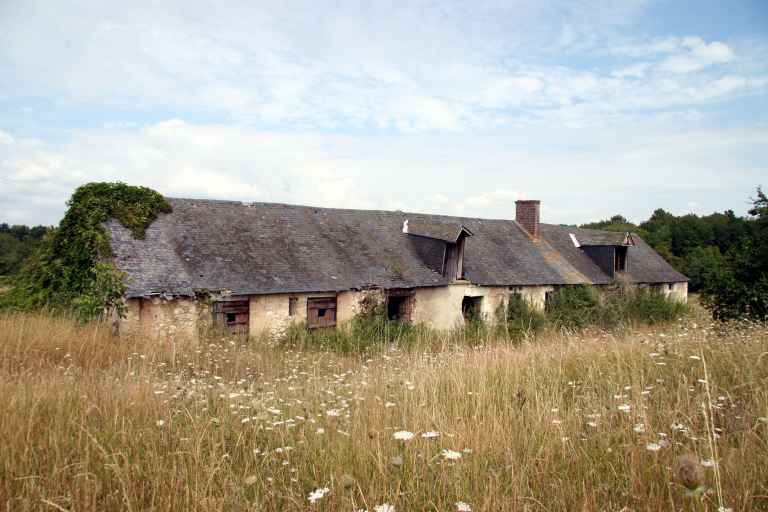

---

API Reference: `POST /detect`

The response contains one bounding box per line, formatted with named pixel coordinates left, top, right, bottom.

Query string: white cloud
left=1, top=2, right=763, bottom=133
left=0, top=130, right=15, bottom=145
left=1, top=120, right=765, bottom=226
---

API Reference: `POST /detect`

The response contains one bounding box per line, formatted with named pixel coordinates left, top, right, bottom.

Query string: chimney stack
left=515, top=200, right=540, bottom=239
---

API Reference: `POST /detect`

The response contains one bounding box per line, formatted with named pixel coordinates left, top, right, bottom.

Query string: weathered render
left=108, top=198, right=688, bottom=338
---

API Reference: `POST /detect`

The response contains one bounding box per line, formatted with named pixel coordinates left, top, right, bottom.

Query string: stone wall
left=120, top=281, right=687, bottom=339
left=249, top=290, right=374, bottom=338
left=411, top=283, right=507, bottom=330
left=121, top=297, right=201, bottom=340
left=509, top=285, right=555, bottom=312
left=656, top=281, right=688, bottom=303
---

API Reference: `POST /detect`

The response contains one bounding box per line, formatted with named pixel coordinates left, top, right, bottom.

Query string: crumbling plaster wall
left=121, top=297, right=201, bottom=340
left=249, top=290, right=374, bottom=338
left=656, top=281, right=688, bottom=303
left=412, top=283, right=511, bottom=330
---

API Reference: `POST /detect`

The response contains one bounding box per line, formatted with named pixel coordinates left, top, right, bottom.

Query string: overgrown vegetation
left=544, top=285, right=689, bottom=331
left=1, top=309, right=765, bottom=511
left=277, top=287, right=687, bottom=353
left=499, top=293, right=545, bottom=340
left=0, top=182, right=171, bottom=320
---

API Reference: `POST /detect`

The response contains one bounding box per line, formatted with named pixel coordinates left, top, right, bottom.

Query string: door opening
left=461, top=296, right=483, bottom=322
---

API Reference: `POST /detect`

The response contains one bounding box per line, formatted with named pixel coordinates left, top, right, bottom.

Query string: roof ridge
left=167, top=197, right=521, bottom=223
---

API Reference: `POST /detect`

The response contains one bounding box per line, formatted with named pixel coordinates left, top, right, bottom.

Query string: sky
left=0, top=0, right=767, bottom=227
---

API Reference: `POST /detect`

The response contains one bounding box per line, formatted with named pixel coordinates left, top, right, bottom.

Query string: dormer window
left=573, top=231, right=634, bottom=278
left=404, top=220, right=473, bottom=281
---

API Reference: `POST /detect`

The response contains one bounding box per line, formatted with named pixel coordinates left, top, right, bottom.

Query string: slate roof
left=575, top=231, right=634, bottom=246
left=107, top=198, right=687, bottom=298
left=406, top=220, right=473, bottom=243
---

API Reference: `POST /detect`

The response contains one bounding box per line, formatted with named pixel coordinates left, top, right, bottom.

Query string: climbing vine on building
left=0, top=182, right=171, bottom=321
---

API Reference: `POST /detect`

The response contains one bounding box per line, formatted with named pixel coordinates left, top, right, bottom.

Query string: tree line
left=0, top=223, right=49, bottom=277
left=580, top=187, right=767, bottom=320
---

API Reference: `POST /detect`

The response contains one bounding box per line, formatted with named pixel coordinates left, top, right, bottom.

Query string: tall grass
left=1, top=307, right=766, bottom=511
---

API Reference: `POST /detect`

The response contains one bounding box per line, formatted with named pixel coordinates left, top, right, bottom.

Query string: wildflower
left=456, top=502, right=472, bottom=511
left=393, top=430, right=414, bottom=441
left=618, top=404, right=631, bottom=413
left=374, top=505, right=395, bottom=512
left=316, top=427, right=325, bottom=434
left=701, top=458, right=716, bottom=467
left=308, top=487, right=330, bottom=504
left=586, top=421, right=598, bottom=428
left=244, top=475, right=258, bottom=485
left=421, top=431, right=440, bottom=439
left=326, top=409, right=341, bottom=417
left=633, top=423, right=645, bottom=433
left=646, top=442, right=662, bottom=452
left=441, top=449, right=462, bottom=461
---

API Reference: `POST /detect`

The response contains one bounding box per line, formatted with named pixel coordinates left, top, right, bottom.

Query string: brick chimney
left=515, top=200, right=540, bottom=239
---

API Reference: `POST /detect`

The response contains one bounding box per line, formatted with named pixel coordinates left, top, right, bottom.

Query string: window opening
left=288, top=297, right=297, bottom=316
left=461, top=296, right=483, bottom=322
left=386, top=289, right=415, bottom=322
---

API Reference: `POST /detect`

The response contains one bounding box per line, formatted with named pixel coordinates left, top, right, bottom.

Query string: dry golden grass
left=1, top=308, right=767, bottom=511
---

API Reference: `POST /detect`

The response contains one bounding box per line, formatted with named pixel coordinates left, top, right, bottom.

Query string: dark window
left=668, top=283, right=674, bottom=291
left=386, top=289, right=415, bottom=322
left=226, top=312, right=236, bottom=323
left=307, top=297, right=337, bottom=329
left=288, top=297, right=297, bottom=316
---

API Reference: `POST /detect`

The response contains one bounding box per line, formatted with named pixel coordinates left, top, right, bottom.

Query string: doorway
left=461, top=296, right=483, bottom=322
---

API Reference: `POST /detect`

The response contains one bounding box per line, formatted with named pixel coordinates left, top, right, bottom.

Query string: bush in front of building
left=546, top=285, right=688, bottom=331
left=620, top=288, right=689, bottom=324
left=545, top=285, right=603, bottom=330
left=501, top=294, right=546, bottom=341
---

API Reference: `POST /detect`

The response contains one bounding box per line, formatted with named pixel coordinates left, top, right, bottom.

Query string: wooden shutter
left=307, top=297, right=337, bottom=329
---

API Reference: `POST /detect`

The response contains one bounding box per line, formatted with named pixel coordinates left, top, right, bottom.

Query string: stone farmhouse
left=108, top=199, right=688, bottom=338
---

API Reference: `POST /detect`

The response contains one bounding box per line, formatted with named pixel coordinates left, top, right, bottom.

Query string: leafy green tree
left=0, top=182, right=171, bottom=321
left=686, top=246, right=727, bottom=293
left=700, top=188, right=768, bottom=320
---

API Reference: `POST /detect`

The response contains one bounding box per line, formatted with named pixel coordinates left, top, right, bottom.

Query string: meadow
left=0, top=305, right=766, bottom=511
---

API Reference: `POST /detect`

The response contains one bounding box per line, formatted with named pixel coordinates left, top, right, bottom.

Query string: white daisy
left=308, top=487, right=329, bottom=504
left=646, top=442, right=662, bottom=452
left=442, top=449, right=462, bottom=461
left=393, top=431, right=415, bottom=441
